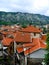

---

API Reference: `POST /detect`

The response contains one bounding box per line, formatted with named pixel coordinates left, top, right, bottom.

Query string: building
left=0, top=25, right=47, bottom=65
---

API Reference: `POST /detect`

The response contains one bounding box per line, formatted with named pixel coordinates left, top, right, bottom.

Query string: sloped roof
left=24, top=38, right=46, bottom=55
left=23, top=43, right=34, bottom=48
left=2, top=37, right=13, bottom=46
left=1, top=31, right=8, bottom=35
left=16, top=38, right=46, bottom=55
left=17, top=41, right=34, bottom=53
left=14, top=31, right=31, bottom=42
left=20, top=25, right=41, bottom=33
left=17, top=47, right=24, bottom=53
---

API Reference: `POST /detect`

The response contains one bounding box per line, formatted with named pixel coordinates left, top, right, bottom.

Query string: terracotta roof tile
left=23, top=43, right=34, bottom=48
left=17, top=47, right=24, bottom=53
left=16, top=42, right=35, bottom=53
left=24, top=38, right=46, bottom=55
left=2, top=37, right=13, bottom=46
left=14, top=31, right=31, bottom=42
left=1, top=31, right=8, bottom=35
left=17, top=38, right=46, bottom=54
left=20, top=26, right=41, bottom=33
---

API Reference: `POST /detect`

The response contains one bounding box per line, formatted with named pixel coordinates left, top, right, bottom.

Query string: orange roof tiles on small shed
left=2, top=37, right=13, bottom=46
left=20, top=25, right=41, bottom=33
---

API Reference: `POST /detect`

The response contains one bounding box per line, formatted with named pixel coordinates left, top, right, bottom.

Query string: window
left=34, top=33, right=36, bottom=36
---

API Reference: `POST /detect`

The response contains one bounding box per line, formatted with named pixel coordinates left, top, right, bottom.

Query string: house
left=0, top=25, right=47, bottom=65
left=14, top=31, right=32, bottom=43
left=20, top=25, right=42, bottom=38
left=17, top=38, right=46, bottom=65
left=2, top=37, right=14, bottom=55
left=25, top=38, right=46, bottom=65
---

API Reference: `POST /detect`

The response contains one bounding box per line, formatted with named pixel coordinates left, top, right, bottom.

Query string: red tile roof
left=23, top=42, right=35, bottom=48
left=17, top=47, right=24, bottom=53
left=14, top=31, right=31, bottom=42
left=20, top=26, right=41, bottom=33
left=16, top=42, right=34, bottom=53
left=24, top=38, right=46, bottom=55
left=16, top=38, right=46, bottom=55
left=2, top=37, right=13, bottom=46
left=1, top=31, right=8, bottom=35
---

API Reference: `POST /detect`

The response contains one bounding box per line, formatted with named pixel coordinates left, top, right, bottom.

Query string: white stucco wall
left=28, top=49, right=46, bottom=58
left=31, top=33, right=40, bottom=38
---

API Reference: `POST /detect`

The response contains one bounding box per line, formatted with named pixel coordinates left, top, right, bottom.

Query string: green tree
left=21, top=24, right=27, bottom=28
left=43, top=27, right=47, bottom=34
left=45, top=33, right=49, bottom=65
